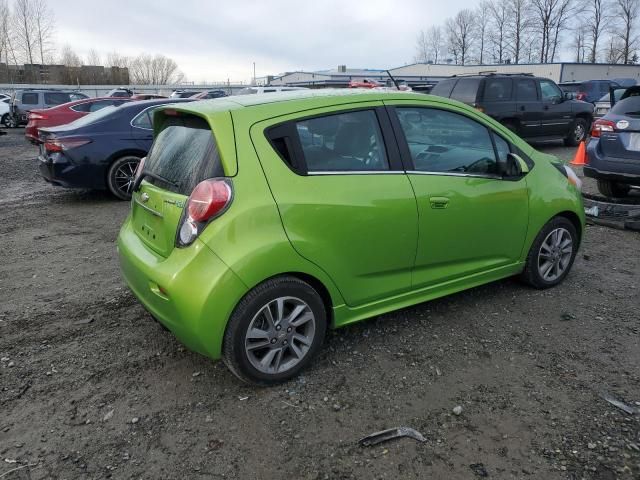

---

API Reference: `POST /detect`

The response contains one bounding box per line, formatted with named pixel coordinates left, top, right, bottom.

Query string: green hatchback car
left=118, top=90, right=585, bottom=384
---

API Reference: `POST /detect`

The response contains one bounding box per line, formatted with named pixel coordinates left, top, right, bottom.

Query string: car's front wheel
left=521, top=216, right=578, bottom=289
left=564, top=118, right=588, bottom=146
left=223, top=276, right=327, bottom=385
left=106, top=155, right=141, bottom=200
left=1, top=113, right=10, bottom=127
left=597, top=179, right=631, bottom=198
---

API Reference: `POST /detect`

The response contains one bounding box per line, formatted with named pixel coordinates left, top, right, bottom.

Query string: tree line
left=415, top=0, right=640, bottom=66
left=0, top=0, right=184, bottom=84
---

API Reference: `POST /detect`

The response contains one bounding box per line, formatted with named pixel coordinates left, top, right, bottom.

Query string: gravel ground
left=0, top=129, right=639, bottom=479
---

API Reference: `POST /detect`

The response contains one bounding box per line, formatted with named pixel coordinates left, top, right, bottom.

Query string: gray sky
left=56, top=0, right=466, bottom=83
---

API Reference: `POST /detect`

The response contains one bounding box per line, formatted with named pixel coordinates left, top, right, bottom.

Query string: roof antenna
left=386, top=70, right=400, bottom=90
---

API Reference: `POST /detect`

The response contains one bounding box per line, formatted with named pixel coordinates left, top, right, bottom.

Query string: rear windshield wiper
left=133, top=171, right=179, bottom=192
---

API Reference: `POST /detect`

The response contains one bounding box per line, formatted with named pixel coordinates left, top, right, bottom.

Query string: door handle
left=429, top=196, right=449, bottom=209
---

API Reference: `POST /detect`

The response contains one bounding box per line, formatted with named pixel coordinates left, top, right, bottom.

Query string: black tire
left=5, top=114, right=17, bottom=128
left=1, top=113, right=9, bottom=127
left=563, top=118, right=588, bottom=147
left=597, top=179, right=631, bottom=198
left=520, top=216, right=578, bottom=289
left=106, top=155, right=141, bottom=200
left=222, top=276, right=327, bottom=385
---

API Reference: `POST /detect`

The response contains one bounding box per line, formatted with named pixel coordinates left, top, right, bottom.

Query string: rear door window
left=430, top=78, right=457, bottom=98
left=21, top=93, right=38, bottom=105
left=483, top=78, right=512, bottom=101
left=44, top=92, right=72, bottom=105
left=143, top=115, right=224, bottom=195
left=294, top=110, right=389, bottom=172
left=132, top=110, right=153, bottom=129
left=515, top=79, right=538, bottom=101
left=450, top=78, right=480, bottom=104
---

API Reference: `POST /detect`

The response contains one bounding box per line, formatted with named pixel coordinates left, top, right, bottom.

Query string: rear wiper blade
left=133, top=171, right=178, bottom=192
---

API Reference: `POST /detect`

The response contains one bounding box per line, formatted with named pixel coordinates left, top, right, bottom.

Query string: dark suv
left=560, top=80, right=621, bottom=104
left=431, top=74, right=593, bottom=146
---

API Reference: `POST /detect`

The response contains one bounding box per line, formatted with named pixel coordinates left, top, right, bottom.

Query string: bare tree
left=445, top=9, right=476, bottom=65
left=426, top=26, right=443, bottom=63
left=549, top=0, right=574, bottom=61
left=488, top=0, right=509, bottom=63
left=86, top=48, right=100, bottom=66
left=616, top=0, right=640, bottom=63
left=584, top=0, right=610, bottom=62
left=506, top=0, right=530, bottom=63
left=530, top=0, right=574, bottom=63
left=59, top=44, right=82, bottom=67
left=475, top=2, right=491, bottom=63
left=414, top=30, right=429, bottom=63
left=130, top=53, right=183, bottom=84
left=12, top=0, right=35, bottom=64
left=105, top=51, right=130, bottom=69
left=571, top=24, right=589, bottom=61
left=32, top=0, right=53, bottom=63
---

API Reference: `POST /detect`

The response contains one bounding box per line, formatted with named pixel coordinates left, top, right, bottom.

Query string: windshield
left=610, top=96, right=640, bottom=117
left=143, top=115, right=224, bottom=195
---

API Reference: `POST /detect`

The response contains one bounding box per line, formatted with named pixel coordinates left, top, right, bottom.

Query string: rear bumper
left=585, top=139, right=640, bottom=184
left=38, top=153, right=106, bottom=189
left=117, top=217, right=248, bottom=360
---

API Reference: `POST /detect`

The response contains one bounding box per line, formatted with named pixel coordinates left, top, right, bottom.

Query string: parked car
left=170, top=90, right=200, bottom=98
left=118, top=89, right=584, bottom=384
left=431, top=73, right=593, bottom=146
left=190, top=89, right=227, bottom=99
left=561, top=80, right=621, bottom=104
left=593, top=88, right=627, bottom=118
left=25, top=97, right=133, bottom=144
left=8, top=89, right=89, bottom=127
left=236, top=86, right=308, bottom=95
left=586, top=94, right=640, bottom=197
left=37, top=99, right=193, bottom=200
left=106, top=88, right=134, bottom=98
left=130, top=93, right=167, bottom=100
left=348, top=78, right=382, bottom=88
left=0, top=97, right=11, bottom=126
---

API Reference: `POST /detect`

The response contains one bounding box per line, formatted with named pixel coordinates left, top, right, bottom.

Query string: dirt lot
left=0, top=129, right=639, bottom=480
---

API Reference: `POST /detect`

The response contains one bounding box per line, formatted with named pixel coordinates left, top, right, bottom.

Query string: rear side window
left=483, top=78, right=512, bottom=101
left=44, top=92, right=72, bottom=105
left=516, top=79, right=538, bottom=101
left=430, top=78, right=457, bottom=98
left=132, top=110, right=153, bottom=129
left=21, top=93, right=38, bottom=105
left=450, top=78, right=480, bottom=104
left=294, top=110, right=389, bottom=172
left=144, top=115, right=224, bottom=195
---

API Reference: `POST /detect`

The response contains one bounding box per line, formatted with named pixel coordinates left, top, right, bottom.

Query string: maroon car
left=25, top=97, right=133, bottom=144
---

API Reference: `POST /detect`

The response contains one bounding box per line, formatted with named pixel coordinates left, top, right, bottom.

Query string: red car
left=348, top=78, right=381, bottom=89
left=25, top=97, right=133, bottom=144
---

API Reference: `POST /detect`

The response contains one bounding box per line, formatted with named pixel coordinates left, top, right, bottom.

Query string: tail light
left=576, top=92, right=587, bottom=101
left=28, top=112, right=47, bottom=120
left=44, top=137, right=92, bottom=153
left=591, top=119, right=615, bottom=137
left=178, top=179, right=233, bottom=246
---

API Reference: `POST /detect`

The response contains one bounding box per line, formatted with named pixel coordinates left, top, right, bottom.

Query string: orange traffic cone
left=570, top=141, right=587, bottom=166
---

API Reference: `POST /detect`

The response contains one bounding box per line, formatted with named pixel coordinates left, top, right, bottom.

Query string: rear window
left=144, top=115, right=224, bottom=195
left=22, top=92, right=38, bottom=104
left=449, top=78, right=480, bottom=104
left=610, top=96, right=640, bottom=117
left=430, top=78, right=457, bottom=98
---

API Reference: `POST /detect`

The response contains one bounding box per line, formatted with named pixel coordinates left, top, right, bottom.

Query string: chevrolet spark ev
left=118, top=90, right=585, bottom=384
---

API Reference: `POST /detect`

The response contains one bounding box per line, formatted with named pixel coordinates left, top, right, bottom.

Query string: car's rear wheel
left=521, top=216, right=578, bottom=289
left=223, top=276, right=327, bottom=385
left=597, top=179, right=631, bottom=198
left=4, top=114, right=17, bottom=128
left=564, top=118, right=588, bottom=146
left=1, top=114, right=10, bottom=127
left=107, top=155, right=141, bottom=200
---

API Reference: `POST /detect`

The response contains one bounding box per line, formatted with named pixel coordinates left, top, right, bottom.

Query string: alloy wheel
left=113, top=159, right=138, bottom=197
left=537, top=227, right=573, bottom=282
left=244, top=296, right=316, bottom=375
left=573, top=123, right=585, bottom=142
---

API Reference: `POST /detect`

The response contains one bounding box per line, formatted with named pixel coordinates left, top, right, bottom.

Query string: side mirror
left=503, top=153, right=530, bottom=177
left=564, top=92, right=574, bottom=100
left=553, top=95, right=564, bottom=104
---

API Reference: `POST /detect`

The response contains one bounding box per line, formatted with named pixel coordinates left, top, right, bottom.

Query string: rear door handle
left=429, top=196, right=449, bottom=209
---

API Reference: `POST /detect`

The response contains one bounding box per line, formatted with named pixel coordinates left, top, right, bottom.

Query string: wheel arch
left=556, top=210, right=583, bottom=246
left=103, top=149, right=147, bottom=185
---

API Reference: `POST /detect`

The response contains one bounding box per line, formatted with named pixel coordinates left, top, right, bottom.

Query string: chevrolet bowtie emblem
left=141, top=193, right=150, bottom=203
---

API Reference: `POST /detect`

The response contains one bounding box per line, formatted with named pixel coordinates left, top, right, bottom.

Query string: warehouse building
left=268, top=63, right=640, bottom=88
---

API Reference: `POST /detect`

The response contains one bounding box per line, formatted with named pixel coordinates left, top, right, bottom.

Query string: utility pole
left=253, top=62, right=256, bottom=85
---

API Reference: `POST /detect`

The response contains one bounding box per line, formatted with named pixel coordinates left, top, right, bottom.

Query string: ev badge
left=617, top=120, right=630, bottom=129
